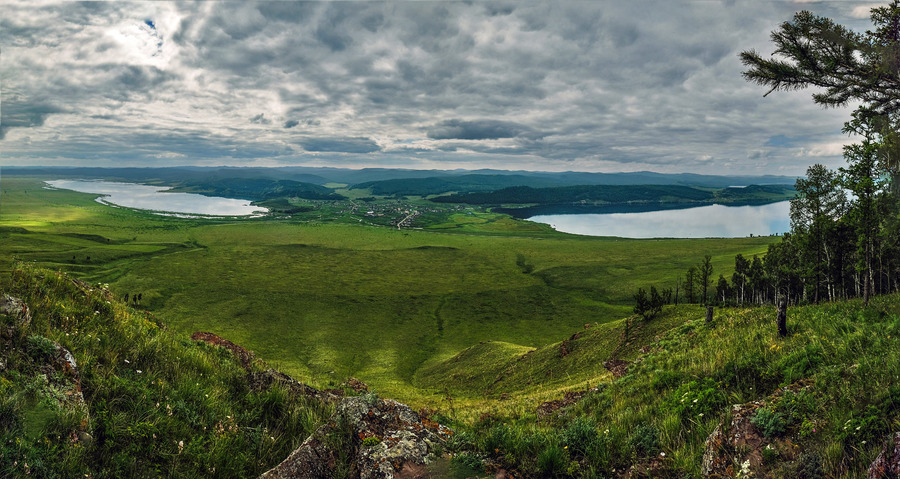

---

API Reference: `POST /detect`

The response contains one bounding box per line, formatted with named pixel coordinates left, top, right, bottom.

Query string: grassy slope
left=418, top=295, right=900, bottom=478
left=1, top=177, right=777, bottom=406
left=414, top=306, right=700, bottom=401
left=0, top=264, right=333, bottom=478
left=5, top=177, right=900, bottom=477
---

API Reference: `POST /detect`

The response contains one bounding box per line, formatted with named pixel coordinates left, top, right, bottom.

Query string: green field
left=0, top=177, right=778, bottom=405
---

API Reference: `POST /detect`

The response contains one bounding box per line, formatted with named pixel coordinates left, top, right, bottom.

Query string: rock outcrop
left=868, top=432, right=900, bottom=478
left=248, top=369, right=344, bottom=403
left=701, top=383, right=810, bottom=478
left=1, top=295, right=90, bottom=444
left=260, top=395, right=452, bottom=479
left=191, top=331, right=254, bottom=370
left=536, top=388, right=597, bottom=419
left=1, top=294, right=31, bottom=339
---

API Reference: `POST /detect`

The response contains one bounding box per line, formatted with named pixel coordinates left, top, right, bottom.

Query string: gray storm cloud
left=0, top=1, right=880, bottom=173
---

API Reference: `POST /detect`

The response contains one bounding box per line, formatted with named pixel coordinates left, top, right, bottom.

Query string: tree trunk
left=777, top=298, right=788, bottom=337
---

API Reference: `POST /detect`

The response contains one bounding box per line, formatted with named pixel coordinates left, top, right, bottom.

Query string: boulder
left=1, top=295, right=31, bottom=339
left=260, top=395, right=452, bottom=479
left=868, top=432, right=900, bottom=478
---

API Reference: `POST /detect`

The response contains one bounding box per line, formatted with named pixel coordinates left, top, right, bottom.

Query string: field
left=0, top=176, right=778, bottom=406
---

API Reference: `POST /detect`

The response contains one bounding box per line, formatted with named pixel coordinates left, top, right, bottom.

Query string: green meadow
left=1, top=177, right=778, bottom=405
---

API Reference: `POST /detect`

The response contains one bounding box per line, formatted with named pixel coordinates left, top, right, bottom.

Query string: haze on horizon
left=0, top=1, right=886, bottom=175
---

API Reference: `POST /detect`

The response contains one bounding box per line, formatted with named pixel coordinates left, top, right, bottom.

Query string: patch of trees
left=726, top=2, right=900, bottom=306
left=714, top=184, right=797, bottom=203
left=633, top=2, right=900, bottom=313
left=633, top=285, right=670, bottom=320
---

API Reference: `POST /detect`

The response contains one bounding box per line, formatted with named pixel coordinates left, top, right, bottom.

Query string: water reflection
left=529, top=201, right=791, bottom=238
left=46, top=180, right=267, bottom=217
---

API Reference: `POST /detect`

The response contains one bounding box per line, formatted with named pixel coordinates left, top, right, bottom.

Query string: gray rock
left=260, top=394, right=452, bottom=479
left=868, top=432, right=900, bottom=478
left=1, top=295, right=31, bottom=339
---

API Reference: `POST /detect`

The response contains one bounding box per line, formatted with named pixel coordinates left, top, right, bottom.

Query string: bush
left=561, top=416, right=599, bottom=458
left=795, top=452, right=824, bottom=479
left=751, top=408, right=785, bottom=438
left=837, top=405, right=886, bottom=448
left=629, top=423, right=660, bottom=457
left=633, top=286, right=664, bottom=320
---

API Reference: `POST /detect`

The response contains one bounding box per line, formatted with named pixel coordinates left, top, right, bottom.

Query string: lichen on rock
left=260, top=394, right=452, bottom=479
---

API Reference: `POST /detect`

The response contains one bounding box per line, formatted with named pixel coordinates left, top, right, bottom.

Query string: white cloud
left=849, top=3, right=888, bottom=19
left=797, top=141, right=850, bottom=158
left=0, top=1, right=880, bottom=175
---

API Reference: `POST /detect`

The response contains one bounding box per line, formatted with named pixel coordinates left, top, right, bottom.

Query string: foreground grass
left=0, top=264, right=333, bottom=478
left=435, top=296, right=900, bottom=477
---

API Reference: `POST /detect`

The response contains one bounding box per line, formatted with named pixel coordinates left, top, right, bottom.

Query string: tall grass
left=0, top=263, right=333, bottom=478
left=436, top=295, right=900, bottom=477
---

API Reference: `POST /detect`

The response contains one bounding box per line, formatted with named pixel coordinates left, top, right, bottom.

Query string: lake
left=46, top=179, right=268, bottom=217
left=528, top=201, right=791, bottom=238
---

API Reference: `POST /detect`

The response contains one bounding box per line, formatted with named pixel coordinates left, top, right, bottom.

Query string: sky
left=0, top=1, right=889, bottom=175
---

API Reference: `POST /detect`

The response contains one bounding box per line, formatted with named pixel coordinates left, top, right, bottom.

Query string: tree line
left=637, top=2, right=900, bottom=315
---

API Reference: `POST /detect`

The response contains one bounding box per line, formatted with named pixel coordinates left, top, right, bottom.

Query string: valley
left=1, top=175, right=777, bottom=407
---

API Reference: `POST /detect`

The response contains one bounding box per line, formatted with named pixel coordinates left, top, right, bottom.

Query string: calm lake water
left=529, top=201, right=791, bottom=238
left=46, top=180, right=267, bottom=217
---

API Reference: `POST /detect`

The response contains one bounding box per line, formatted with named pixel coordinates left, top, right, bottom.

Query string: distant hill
left=432, top=184, right=796, bottom=213
left=431, top=184, right=715, bottom=205
left=2, top=166, right=332, bottom=186
left=350, top=171, right=797, bottom=196
left=171, top=177, right=343, bottom=201
left=351, top=174, right=570, bottom=196
left=3, top=165, right=797, bottom=191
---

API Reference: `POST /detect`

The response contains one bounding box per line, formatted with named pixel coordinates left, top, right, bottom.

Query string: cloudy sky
left=0, top=1, right=887, bottom=175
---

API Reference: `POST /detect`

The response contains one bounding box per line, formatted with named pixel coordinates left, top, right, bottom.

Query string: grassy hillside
left=4, top=175, right=900, bottom=477
left=435, top=295, right=900, bottom=478
left=1, top=177, right=778, bottom=405
left=0, top=264, right=334, bottom=478
left=169, top=177, right=342, bottom=201
left=5, top=263, right=899, bottom=478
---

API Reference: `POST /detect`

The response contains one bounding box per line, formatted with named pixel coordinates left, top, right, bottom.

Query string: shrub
left=629, top=423, right=660, bottom=457
left=772, top=388, right=816, bottom=427
left=751, top=408, right=785, bottom=438
left=561, top=416, right=599, bottom=458
left=795, top=452, right=824, bottom=479
left=837, top=405, right=886, bottom=448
